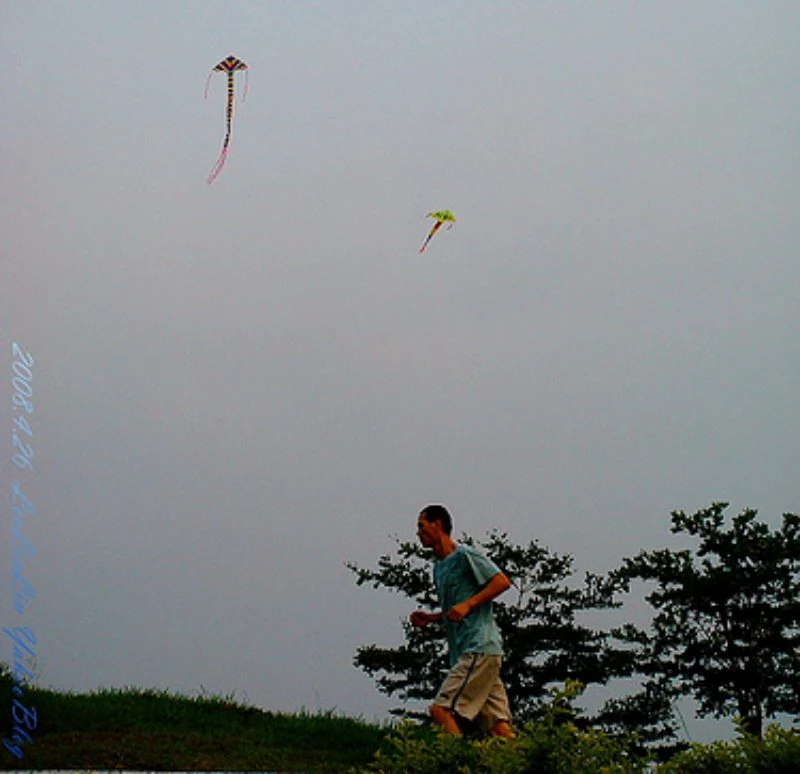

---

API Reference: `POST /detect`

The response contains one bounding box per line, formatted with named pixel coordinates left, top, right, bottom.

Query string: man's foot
left=430, top=704, right=462, bottom=736
left=488, top=720, right=516, bottom=739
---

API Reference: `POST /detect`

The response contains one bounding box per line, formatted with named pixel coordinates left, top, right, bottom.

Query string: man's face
left=416, top=513, right=439, bottom=548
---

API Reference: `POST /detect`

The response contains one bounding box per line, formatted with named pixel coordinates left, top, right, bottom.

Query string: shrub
left=352, top=683, right=651, bottom=774
left=657, top=722, right=800, bottom=773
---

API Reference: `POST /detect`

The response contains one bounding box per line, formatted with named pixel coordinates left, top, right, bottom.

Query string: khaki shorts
left=433, top=653, right=511, bottom=729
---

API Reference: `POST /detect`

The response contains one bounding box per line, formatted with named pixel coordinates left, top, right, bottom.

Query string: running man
left=410, top=504, right=515, bottom=738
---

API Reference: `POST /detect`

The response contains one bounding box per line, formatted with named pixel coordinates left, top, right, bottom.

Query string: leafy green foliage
left=352, top=682, right=652, bottom=774
left=353, top=713, right=800, bottom=774
left=657, top=720, right=800, bottom=773
left=352, top=685, right=800, bottom=773
left=613, top=503, right=800, bottom=737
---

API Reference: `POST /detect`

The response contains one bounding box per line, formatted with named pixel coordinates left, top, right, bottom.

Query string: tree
left=612, top=503, right=800, bottom=737
left=347, top=531, right=678, bottom=745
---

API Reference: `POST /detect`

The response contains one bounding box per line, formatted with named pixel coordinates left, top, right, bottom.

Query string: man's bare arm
left=445, top=572, right=511, bottom=622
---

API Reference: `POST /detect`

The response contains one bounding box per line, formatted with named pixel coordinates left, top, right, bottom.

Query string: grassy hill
left=1, top=671, right=390, bottom=771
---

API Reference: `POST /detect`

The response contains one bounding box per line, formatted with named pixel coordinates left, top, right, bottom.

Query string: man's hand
left=409, top=610, right=440, bottom=627
left=444, top=573, right=512, bottom=623
left=445, top=601, right=472, bottom=622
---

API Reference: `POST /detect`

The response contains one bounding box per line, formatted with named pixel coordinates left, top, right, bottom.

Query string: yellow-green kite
left=419, top=210, right=456, bottom=253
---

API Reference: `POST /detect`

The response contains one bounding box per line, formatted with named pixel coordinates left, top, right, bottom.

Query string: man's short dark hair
left=421, top=504, right=453, bottom=535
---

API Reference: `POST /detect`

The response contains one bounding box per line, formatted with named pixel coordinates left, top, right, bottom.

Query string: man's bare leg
left=430, top=704, right=462, bottom=735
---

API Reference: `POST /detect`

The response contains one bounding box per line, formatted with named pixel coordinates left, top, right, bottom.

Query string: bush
left=352, top=683, right=651, bottom=774
left=352, top=684, right=800, bottom=774
left=352, top=721, right=650, bottom=774
left=657, top=722, right=800, bottom=773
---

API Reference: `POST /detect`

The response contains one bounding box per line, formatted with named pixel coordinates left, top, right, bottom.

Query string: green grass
left=1, top=670, right=392, bottom=771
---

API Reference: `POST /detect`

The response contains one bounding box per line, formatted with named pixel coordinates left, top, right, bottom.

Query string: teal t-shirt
left=433, top=545, right=505, bottom=666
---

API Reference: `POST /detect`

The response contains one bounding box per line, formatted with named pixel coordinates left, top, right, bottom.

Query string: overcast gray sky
left=1, top=0, right=798, bottom=742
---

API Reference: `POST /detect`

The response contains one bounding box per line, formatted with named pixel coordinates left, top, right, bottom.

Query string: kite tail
left=419, top=222, right=442, bottom=253
left=206, top=147, right=229, bottom=185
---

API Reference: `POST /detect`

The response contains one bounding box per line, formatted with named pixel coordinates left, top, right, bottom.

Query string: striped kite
left=205, top=55, right=249, bottom=184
